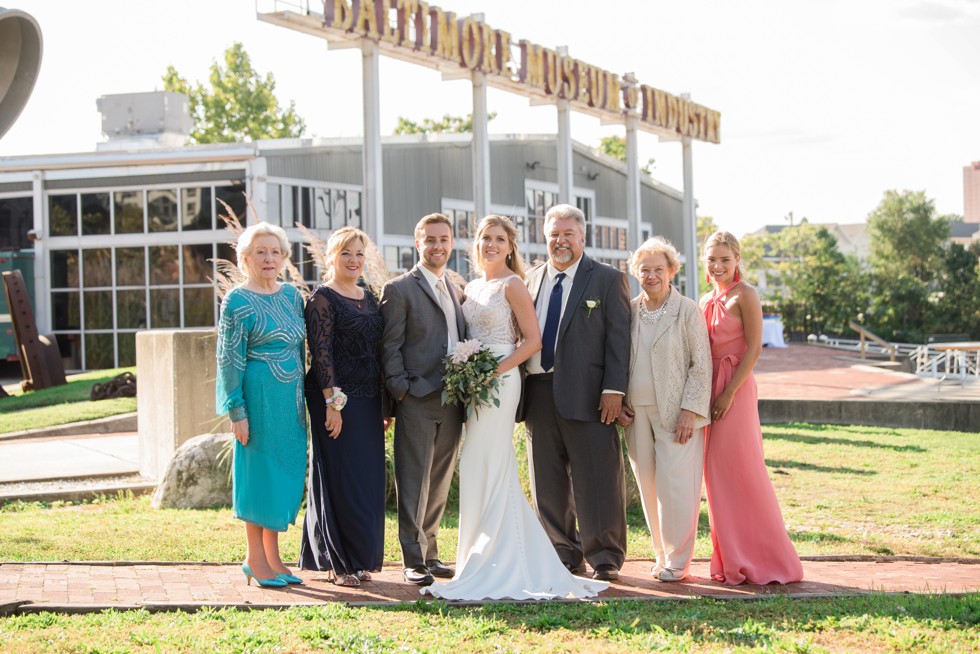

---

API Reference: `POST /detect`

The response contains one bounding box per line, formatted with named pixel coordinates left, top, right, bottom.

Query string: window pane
left=80, top=193, right=110, bottom=236
left=215, top=184, right=247, bottom=228
left=82, top=248, right=112, bottom=288
left=150, top=288, right=180, bottom=327
left=50, top=250, right=79, bottom=289
left=84, top=333, right=114, bottom=369
left=183, top=244, right=213, bottom=284
left=113, top=190, right=144, bottom=234
left=347, top=192, right=361, bottom=229
left=116, top=247, right=145, bottom=286
left=116, top=290, right=146, bottom=329
left=148, top=189, right=178, bottom=232
left=299, top=187, right=312, bottom=228
left=52, top=291, right=80, bottom=330
left=55, top=333, right=81, bottom=369
left=149, top=246, right=179, bottom=285
left=83, top=290, right=113, bottom=329
left=281, top=186, right=295, bottom=229
left=49, top=194, right=77, bottom=237
left=0, top=197, right=33, bottom=250
left=267, top=184, right=282, bottom=226
left=181, top=187, right=211, bottom=231
left=117, top=332, right=136, bottom=367
left=314, top=187, right=330, bottom=230
left=332, top=191, right=347, bottom=230
left=183, top=287, right=215, bottom=327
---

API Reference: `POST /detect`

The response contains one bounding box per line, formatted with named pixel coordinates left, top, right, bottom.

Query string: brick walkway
left=2, top=558, right=977, bottom=613
left=754, top=344, right=979, bottom=401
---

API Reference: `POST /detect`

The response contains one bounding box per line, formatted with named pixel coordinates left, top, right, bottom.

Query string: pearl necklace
left=639, top=287, right=671, bottom=324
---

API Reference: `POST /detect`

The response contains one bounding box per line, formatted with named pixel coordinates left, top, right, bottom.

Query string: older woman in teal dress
left=216, top=222, right=307, bottom=588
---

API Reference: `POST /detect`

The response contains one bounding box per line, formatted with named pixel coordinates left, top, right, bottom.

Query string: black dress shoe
left=403, top=565, right=434, bottom=586
left=563, top=562, right=587, bottom=575
left=592, top=564, right=620, bottom=581
left=425, top=559, right=454, bottom=578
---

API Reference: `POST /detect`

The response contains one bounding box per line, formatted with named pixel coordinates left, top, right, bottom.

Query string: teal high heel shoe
left=242, top=564, right=288, bottom=588
left=276, top=572, right=303, bottom=585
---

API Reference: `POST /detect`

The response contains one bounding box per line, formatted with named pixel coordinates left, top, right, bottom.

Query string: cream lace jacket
left=626, top=287, right=712, bottom=431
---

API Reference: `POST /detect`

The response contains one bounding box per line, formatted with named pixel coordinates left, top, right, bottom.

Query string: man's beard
left=550, top=247, right=573, bottom=264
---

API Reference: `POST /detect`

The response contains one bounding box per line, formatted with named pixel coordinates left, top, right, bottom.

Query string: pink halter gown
left=703, top=287, right=803, bottom=585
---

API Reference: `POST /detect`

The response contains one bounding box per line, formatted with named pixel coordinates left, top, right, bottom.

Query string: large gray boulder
left=152, top=433, right=233, bottom=509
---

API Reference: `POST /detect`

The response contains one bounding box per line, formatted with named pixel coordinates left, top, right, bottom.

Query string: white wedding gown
left=422, top=275, right=609, bottom=601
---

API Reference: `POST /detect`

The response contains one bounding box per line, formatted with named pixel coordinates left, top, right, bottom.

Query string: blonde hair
left=236, top=222, right=291, bottom=276
left=702, top=230, right=743, bottom=278
left=323, top=226, right=372, bottom=281
left=414, top=213, right=454, bottom=241
left=628, top=236, right=680, bottom=277
left=471, top=215, right=526, bottom=279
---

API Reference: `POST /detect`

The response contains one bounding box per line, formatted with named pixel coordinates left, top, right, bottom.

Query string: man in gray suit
left=523, top=203, right=631, bottom=581
left=380, top=213, right=465, bottom=586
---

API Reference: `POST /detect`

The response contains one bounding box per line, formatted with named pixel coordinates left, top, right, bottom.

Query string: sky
left=1, top=0, right=978, bottom=237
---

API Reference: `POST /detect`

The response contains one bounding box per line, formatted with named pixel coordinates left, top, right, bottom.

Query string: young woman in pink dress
left=699, top=231, right=803, bottom=585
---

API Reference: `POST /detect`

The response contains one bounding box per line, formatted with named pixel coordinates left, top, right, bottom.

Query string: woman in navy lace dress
left=299, top=227, right=386, bottom=587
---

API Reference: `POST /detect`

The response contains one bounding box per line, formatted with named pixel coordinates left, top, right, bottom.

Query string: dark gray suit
left=523, top=254, right=631, bottom=570
left=380, top=265, right=465, bottom=568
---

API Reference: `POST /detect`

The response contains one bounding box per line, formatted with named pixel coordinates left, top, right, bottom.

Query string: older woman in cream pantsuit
left=619, top=237, right=712, bottom=582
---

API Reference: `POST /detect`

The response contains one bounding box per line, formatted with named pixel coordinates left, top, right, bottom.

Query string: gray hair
left=236, top=222, right=291, bottom=275
left=629, top=236, right=680, bottom=277
left=544, top=203, right=586, bottom=232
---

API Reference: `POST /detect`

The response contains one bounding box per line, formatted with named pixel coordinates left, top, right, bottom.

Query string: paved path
left=0, top=433, right=138, bottom=484
left=1, top=558, right=977, bottom=613
left=754, top=345, right=980, bottom=402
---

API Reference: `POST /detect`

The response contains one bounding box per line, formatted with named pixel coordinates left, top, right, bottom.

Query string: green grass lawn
left=0, top=367, right=137, bottom=434
left=0, top=594, right=977, bottom=653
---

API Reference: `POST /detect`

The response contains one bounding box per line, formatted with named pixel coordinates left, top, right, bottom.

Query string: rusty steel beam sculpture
left=2, top=270, right=66, bottom=391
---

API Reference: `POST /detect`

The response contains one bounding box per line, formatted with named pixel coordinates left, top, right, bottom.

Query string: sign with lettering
left=262, top=1, right=721, bottom=144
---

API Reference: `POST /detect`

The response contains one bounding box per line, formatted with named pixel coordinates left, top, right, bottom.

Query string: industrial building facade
left=0, top=134, right=685, bottom=370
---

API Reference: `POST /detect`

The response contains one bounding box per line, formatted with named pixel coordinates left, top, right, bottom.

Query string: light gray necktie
left=436, top=277, right=458, bottom=352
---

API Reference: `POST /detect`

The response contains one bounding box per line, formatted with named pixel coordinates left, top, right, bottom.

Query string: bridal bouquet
left=442, top=338, right=501, bottom=418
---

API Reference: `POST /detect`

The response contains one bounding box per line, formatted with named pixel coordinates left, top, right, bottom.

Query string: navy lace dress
left=299, top=285, right=386, bottom=574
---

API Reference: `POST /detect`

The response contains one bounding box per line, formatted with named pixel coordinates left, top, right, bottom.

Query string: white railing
left=911, top=344, right=980, bottom=379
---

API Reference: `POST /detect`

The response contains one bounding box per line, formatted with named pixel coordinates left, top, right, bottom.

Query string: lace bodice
left=463, top=276, right=520, bottom=346
left=305, top=285, right=384, bottom=398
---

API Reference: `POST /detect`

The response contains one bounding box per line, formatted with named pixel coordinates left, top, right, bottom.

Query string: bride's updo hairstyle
left=471, top=215, right=526, bottom=280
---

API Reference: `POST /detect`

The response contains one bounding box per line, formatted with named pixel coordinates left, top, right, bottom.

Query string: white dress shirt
left=526, top=258, right=582, bottom=375
left=418, top=264, right=458, bottom=354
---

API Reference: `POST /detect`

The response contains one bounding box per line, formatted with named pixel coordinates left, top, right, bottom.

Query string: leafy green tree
left=925, top=242, right=980, bottom=339
left=392, top=112, right=496, bottom=135
left=864, top=191, right=951, bottom=342
left=598, top=135, right=654, bottom=174
left=163, top=43, right=305, bottom=144
left=867, top=190, right=949, bottom=283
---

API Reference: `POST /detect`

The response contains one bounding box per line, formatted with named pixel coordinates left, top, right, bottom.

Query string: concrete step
left=0, top=473, right=156, bottom=504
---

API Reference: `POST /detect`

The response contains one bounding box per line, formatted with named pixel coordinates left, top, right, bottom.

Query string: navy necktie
left=540, top=272, right=566, bottom=372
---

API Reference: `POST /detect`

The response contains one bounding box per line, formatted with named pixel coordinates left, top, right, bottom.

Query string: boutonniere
left=583, top=298, right=601, bottom=318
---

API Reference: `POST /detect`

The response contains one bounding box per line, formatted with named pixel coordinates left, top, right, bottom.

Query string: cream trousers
left=625, top=405, right=704, bottom=575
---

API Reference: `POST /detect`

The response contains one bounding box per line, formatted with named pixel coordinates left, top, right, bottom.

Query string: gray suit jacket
left=525, top=254, right=631, bottom=422
left=380, top=264, right=466, bottom=401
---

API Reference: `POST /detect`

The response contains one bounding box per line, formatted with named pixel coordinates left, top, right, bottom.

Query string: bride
left=422, top=215, right=608, bottom=601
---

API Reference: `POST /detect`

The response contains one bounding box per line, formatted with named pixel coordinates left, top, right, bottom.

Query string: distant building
left=965, top=161, right=980, bottom=223
left=949, top=220, right=980, bottom=247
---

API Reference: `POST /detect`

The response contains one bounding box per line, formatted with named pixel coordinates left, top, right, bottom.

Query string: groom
left=522, top=203, right=631, bottom=581
left=380, top=213, right=465, bottom=586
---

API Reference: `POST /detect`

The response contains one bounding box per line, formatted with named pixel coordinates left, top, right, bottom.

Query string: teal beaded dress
left=216, top=284, right=307, bottom=532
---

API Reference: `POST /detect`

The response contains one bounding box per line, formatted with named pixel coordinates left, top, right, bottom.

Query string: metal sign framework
left=257, top=0, right=720, bottom=298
